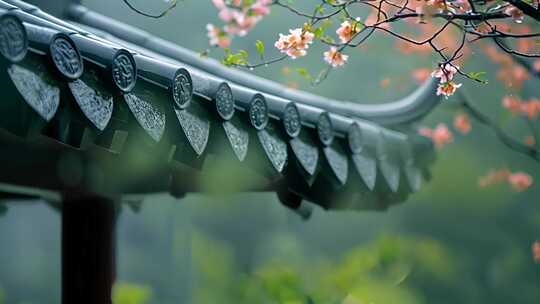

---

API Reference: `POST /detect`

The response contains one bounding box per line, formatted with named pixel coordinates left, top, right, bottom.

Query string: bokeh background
left=1, top=1, right=540, bottom=303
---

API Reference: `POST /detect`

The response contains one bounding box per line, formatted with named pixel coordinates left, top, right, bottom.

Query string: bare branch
left=122, top=0, right=178, bottom=18
left=458, top=91, right=540, bottom=162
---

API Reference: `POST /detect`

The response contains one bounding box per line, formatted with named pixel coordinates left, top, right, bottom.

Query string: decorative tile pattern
left=124, top=93, right=166, bottom=142
left=68, top=78, right=113, bottom=131
left=8, top=64, right=59, bottom=121
left=223, top=118, right=249, bottom=161
left=258, top=122, right=287, bottom=173
left=175, top=102, right=210, bottom=156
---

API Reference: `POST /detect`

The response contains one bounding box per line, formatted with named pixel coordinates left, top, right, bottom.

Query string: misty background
left=1, top=1, right=539, bottom=303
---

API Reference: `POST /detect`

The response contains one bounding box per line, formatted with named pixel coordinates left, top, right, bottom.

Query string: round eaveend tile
left=172, top=68, right=193, bottom=109
left=283, top=102, right=301, bottom=138
left=0, top=15, right=28, bottom=63
left=317, top=112, right=334, bottom=146
left=50, top=35, right=83, bottom=80
left=249, top=94, right=268, bottom=130
left=112, top=50, right=137, bottom=92
left=215, top=82, right=234, bottom=120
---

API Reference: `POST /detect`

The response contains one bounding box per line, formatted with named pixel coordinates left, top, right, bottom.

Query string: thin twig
left=122, top=0, right=178, bottom=18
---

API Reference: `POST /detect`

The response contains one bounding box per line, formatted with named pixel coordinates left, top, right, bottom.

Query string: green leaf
left=238, top=49, right=249, bottom=59
left=315, top=4, right=325, bottom=15
left=313, top=27, right=324, bottom=39
left=255, top=40, right=265, bottom=59
left=466, top=71, right=488, bottom=84
left=221, top=49, right=249, bottom=66
left=296, top=68, right=312, bottom=80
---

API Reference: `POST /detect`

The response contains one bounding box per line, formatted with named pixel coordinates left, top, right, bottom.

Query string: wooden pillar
left=62, top=195, right=117, bottom=304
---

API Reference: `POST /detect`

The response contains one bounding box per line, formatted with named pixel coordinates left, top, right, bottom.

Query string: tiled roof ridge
left=67, top=4, right=442, bottom=126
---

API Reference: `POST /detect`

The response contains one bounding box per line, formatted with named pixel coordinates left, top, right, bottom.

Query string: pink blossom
left=419, top=123, right=453, bottom=149
left=520, top=99, right=540, bottom=119
left=508, top=172, right=533, bottom=191
left=290, top=28, right=314, bottom=49
left=212, top=0, right=226, bottom=9
left=223, top=11, right=259, bottom=36
left=365, top=10, right=391, bottom=29
left=534, top=59, right=540, bottom=72
left=252, top=0, right=271, bottom=16
left=418, top=127, right=434, bottom=138
left=525, top=135, right=535, bottom=147
left=431, top=64, right=459, bottom=83
left=454, top=113, right=471, bottom=134
left=436, top=81, right=462, bottom=98
left=206, top=24, right=231, bottom=48
left=414, top=0, right=446, bottom=22
left=502, top=95, right=522, bottom=115
left=274, top=28, right=314, bottom=59
left=533, top=241, right=540, bottom=263
left=504, top=5, right=524, bottom=23
left=478, top=169, right=511, bottom=188
left=211, top=0, right=271, bottom=40
left=336, top=20, right=360, bottom=43
left=218, top=8, right=233, bottom=22
left=323, top=47, right=349, bottom=67
left=411, top=68, right=431, bottom=83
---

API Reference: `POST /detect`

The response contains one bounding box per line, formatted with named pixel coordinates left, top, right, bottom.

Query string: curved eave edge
left=67, top=4, right=443, bottom=127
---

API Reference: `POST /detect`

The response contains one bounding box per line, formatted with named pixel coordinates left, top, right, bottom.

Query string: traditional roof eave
left=0, top=0, right=439, bottom=215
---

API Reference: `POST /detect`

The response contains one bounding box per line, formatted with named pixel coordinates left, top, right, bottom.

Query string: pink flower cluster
left=431, top=64, right=461, bottom=98
left=323, top=47, right=348, bottom=67
left=502, top=95, right=540, bottom=118
left=274, top=28, right=315, bottom=59
left=418, top=123, right=454, bottom=149
left=207, top=24, right=231, bottom=48
left=411, top=68, right=431, bottom=83
left=478, top=169, right=533, bottom=192
left=336, top=20, right=361, bottom=43
left=453, top=113, right=471, bottom=134
left=534, top=241, right=540, bottom=263
left=208, top=0, right=272, bottom=47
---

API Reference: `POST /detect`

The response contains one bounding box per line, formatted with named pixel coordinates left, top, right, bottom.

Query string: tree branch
left=503, top=0, right=540, bottom=22
left=457, top=91, right=540, bottom=162
left=122, top=0, right=177, bottom=18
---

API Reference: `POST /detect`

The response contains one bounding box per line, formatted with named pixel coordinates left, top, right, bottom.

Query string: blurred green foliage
left=0, top=286, right=5, bottom=304
left=189, top=232, right=456, bottom=304
left=113, top=282, right=153, bottom=304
